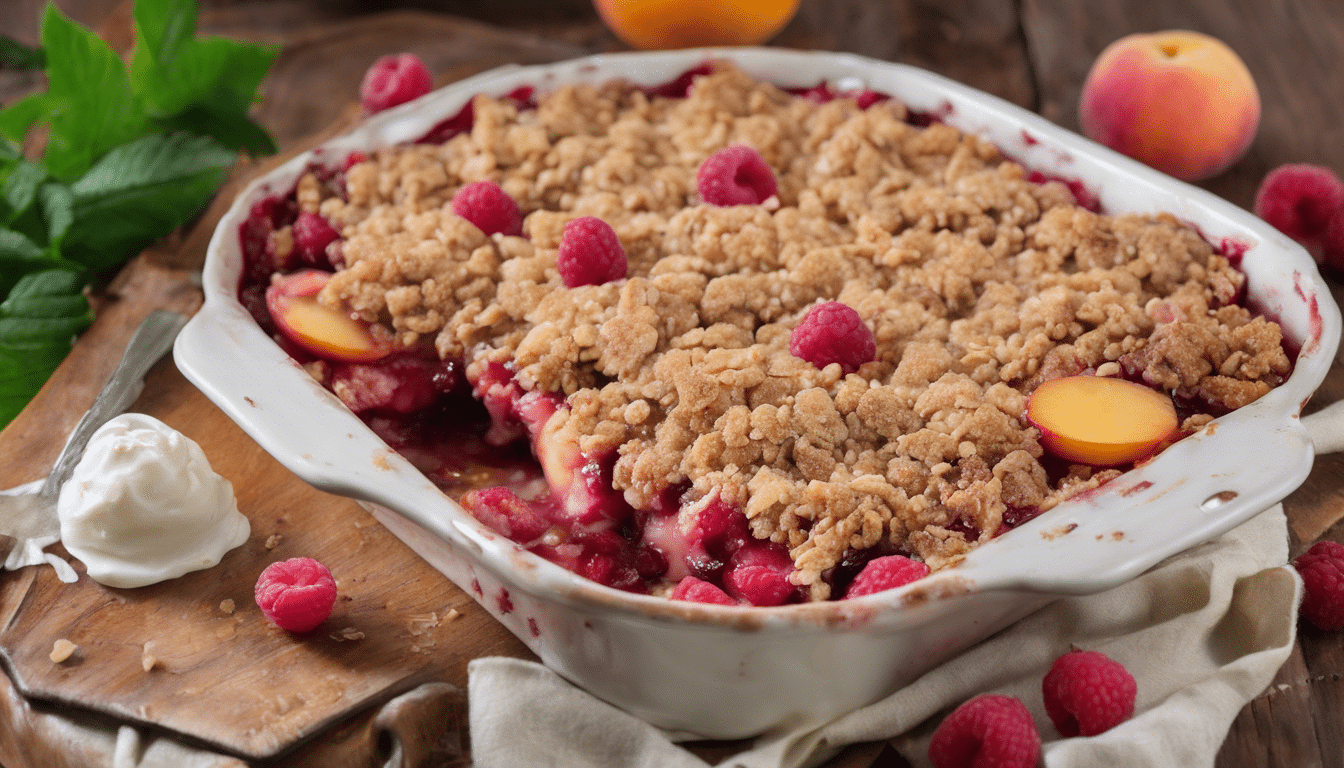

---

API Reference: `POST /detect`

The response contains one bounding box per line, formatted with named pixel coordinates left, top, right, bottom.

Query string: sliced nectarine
left=1026, top=376, right=1179, bottom=466
left=265, top=270, right=391, bottom=363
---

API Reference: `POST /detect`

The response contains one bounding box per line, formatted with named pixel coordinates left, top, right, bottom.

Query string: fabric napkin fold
left=469, top=504, right=1300, bottom=768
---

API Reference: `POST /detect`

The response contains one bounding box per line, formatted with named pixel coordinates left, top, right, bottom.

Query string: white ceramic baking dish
left=175, top=48, right=1344, bottom=739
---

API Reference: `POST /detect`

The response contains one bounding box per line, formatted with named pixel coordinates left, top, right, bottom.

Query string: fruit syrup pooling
left=237, top=66, right=1292, bottom=604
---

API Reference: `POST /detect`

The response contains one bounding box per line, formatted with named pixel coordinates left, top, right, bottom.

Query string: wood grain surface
left=2, top=1, right=1343, bottom=767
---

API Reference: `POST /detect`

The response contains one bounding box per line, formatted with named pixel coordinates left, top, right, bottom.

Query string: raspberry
left=1323, top=206, right=1344, bottom=273
left=556, top=216, right=627, bottom=287
left=843, top=555, right=930, bottom=598
left=696, top=145, right=777, bottom=206
left=254, top=557, right=338, bottom=633
left=1041, top=649, right=1137, bottom=737
left=789, top=301, right=877, bottom=373
left=292, top=211, right=340, bottom=268
left=670, top=576, right=737, bottom=606
left=451, top=180, right=523, bottom=237
left=1294, top=540, right=1344, bottom=630
left=360, top=53, right=433, bottom=113
left=1253, top=164, right=1344, bottom=256
left=928, top=695, right=1040, bottom=768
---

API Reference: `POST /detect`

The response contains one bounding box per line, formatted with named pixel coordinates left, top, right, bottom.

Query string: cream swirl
left=57, top=413, right=249, bottom=588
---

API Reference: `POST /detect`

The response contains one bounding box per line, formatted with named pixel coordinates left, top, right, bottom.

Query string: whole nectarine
left=1079, top=31, right=1260, bottom=182
left=593, top=0, right=800, bottom=50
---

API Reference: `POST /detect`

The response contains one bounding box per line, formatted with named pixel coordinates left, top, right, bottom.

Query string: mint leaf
left=38, top=5, right=147, bottom=181
left=62, top=131, right=235, bottom=270
left=0, top=35, right=45, bottom=70
left=150, top=91, right=277, bottom=156
left=39, top=182, right=73, bottom=247
left=1, top=156, right=47, bottom=224
left=0, top=92, right=54, bottom=145
left=0, top=227, right=58, bottom=295
left=131, top=0, right=278, bottom=154
left=0, top=268, right=91, bottom=426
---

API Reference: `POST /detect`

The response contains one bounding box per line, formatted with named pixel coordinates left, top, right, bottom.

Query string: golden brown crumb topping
left=308, top=64, right=1289, bottom=599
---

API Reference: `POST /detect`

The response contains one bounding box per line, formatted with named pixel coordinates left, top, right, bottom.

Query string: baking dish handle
left=1303, top=399, right=1344, bottom=455
left=965, top=408, right=1316, bottom=597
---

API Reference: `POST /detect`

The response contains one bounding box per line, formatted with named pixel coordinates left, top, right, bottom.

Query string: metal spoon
left=0, top=310, right=188, bottom=569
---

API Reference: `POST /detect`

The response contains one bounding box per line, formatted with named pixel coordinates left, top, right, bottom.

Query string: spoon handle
left=39, top=310, right=189, bottom=500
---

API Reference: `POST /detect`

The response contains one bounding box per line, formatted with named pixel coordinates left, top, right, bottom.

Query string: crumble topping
left=303, top=64, right=1289, bottom=599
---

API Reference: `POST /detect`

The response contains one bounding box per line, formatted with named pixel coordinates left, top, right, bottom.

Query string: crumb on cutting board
left=49, top=639, right=77, bottom=664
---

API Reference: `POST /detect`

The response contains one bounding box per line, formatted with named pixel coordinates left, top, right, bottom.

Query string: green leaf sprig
left=0, top=0, right=277, bottom=427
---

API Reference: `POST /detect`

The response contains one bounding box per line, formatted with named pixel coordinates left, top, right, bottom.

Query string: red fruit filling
left=670, top=576, right=737, bottom=606
left=696, top=144, right=778, bottom=206
left=787, top=82, right=889, bottom=109
left=843, top=555, right=930, bottom=599
left=456, top=367, right=792, bottom=597
left=292, top=211, right=341, bottom=268
left=330, top=353, right=452, bottom=414
left=360, top=53, right=434, bottom=113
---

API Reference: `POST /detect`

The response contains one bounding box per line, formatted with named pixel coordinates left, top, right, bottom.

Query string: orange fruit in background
left=593, top=0, right=801, bottom=50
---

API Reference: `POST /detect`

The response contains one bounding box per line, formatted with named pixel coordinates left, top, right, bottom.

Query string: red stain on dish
left=1120, top=480, right=1153, bottom=497
left=1218, top=236, right=1253, bottom=267
left=496, top=587, right=514, bottom=615
left=528, top=617, right=541, bottom=637
left=244, top=396, right=258, bottom=408
left=906, top=100, right=954, bottom=127
left=1293, top=271, right=1323, bottom=356
left=1041, top=522, right=1078, bottom=540
left=1027, top=171, right=1101, bottom=212
left=1021, top=129, right=1039, bottom=147
left=471, top=578, right=483, bottom=597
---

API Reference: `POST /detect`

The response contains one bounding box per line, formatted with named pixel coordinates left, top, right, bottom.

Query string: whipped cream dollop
left=57, top=413, right=250, bottom=588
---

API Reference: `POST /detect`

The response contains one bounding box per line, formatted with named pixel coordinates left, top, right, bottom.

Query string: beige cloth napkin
left=469, top=504, right=1300, bottom=768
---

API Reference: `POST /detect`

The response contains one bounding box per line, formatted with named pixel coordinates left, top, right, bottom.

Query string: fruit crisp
left=240, top=63, right=1291, bottom=604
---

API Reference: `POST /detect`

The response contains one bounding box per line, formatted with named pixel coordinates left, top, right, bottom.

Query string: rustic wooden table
left=2, top=1, right=1342, bottom=766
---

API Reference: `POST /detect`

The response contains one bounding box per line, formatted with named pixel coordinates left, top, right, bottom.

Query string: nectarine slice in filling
left=266, top=270, right=390, bottom=363
left=1026, top=376, right=1179, bottom=466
